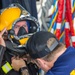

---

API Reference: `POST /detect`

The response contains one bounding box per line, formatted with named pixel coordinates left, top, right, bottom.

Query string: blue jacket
left=46, top=46, right=75, bottom=75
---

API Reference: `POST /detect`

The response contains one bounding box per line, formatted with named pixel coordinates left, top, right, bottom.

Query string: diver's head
left=0, top=3, right=40, bottom=56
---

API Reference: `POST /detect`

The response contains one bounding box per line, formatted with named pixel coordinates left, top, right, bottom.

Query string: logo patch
left=70, top=69, right=75, bottom=75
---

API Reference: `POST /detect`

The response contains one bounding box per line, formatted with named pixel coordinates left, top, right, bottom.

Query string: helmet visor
left=10, top=18, right=39, bottom=40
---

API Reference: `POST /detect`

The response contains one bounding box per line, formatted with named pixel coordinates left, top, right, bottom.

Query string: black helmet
left=26, top=31, right=59, bottom=59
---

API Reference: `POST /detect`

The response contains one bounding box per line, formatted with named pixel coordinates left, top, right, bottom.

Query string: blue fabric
left=46, top=46, right=75, bottom=75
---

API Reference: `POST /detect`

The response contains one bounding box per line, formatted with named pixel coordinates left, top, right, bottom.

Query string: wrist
left=19, top=66, right=28, bottom=72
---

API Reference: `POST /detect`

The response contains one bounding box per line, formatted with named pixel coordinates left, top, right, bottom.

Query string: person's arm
left=0, top=45, right=6, bottom=67
left=0, top=28, right=7, bottom=67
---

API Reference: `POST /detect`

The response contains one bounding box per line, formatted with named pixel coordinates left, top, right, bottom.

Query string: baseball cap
left=26, top=31, right=59, bottom=59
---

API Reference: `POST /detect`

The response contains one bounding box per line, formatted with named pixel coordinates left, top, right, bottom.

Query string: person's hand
left=0, top=28, right=7, bottom=47
left=11, top=57, right=26, bottom=71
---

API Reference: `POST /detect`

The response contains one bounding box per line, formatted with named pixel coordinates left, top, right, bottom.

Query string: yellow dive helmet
left=0, top=3, right=30, bottom=31
left=1, top=3, right=40, bottom=56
